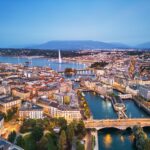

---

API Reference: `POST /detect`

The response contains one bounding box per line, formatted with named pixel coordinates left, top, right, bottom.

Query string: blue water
left=0, top=56, right=85, bottom=71
left=125, top=100, right=149, bottom=118
left=84, top=92, right=117, bottom=119
left=84, top=92, right=150, bottom=150
left=98, top=128, right=135, bottom=150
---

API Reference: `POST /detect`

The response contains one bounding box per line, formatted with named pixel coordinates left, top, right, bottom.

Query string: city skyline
left=0, top=0, right=150, bottom=47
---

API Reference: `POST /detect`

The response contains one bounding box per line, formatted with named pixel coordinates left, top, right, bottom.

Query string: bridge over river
left=84, top=118, right=150, bottom=130
left=58, top=68, right=95, bottom=76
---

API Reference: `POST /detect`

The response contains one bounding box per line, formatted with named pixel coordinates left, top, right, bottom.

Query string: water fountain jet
left=58, top=50, right=62, bottom=63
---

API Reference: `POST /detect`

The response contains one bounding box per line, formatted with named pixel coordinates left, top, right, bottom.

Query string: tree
left=76, top=120, right=86, bottom=139
left=132, top=126, right=149, bottom=150
left=8, top=130, right=16, bottom=143
left=47, top=133, right=57, bottom=150
left=37, top=136, right=48, bottom=150
left=5, top=107, right=17, bottom=121
left=67, top=124, right=75, bottom=146
left=143, top=139, right=150, bottom=150
left=24, top=135, right=37, bottom=150
left=57, top=118, right=67, bottom=130
left=16, top=135, right=25, bottom=148
left=20, top=119, right=36, bottom=133
left=31, top=126, right=44, bottom=142
left=90, top=61, right=108, bottom=69
left=76, top=140, right=84, bottom=150
left=58, top=130, right=67, bottom=150
left=64, top=68, right=77, bottom=76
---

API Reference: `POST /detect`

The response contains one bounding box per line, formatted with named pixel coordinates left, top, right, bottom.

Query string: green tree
left=24, top=135, right=37, bottom=150
left=132, top=126, right=149, bottom=150
left=59, top=130, right=67, bottom=150
left=143, top=139, right=150, bottom=150
left=57, top=118, right=67, bottom=130
left=136, top=131, right=147, bottom=150
left=47, top=133, right=57, bottom=150
left=76, top=120, right=86, bottom=139
left=31, top=126, right=44, bottom=142
left=76, top=140, right=84, bottom=150
left=67, top=124, right=75, bottom=146
left=16, top=135, right=25, bottom=148
left=6, top=107, right=18, bottom=121
left=8, top=130, right=16, bottom=143
left=90, top=61, right=108, bottom=69
left=37, top=136, right=48, bottom=150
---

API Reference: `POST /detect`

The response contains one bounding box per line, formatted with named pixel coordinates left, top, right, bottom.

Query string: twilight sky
left=0, top=0, right=150, bottom=47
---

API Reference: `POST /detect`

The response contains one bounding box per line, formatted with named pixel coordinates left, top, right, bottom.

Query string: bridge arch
left=94, top=126, right=133, bottom=131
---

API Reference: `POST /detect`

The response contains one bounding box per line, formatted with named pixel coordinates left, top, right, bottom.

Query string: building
left=19, top=102, right=43, bottom=119
left=0, top=138, right=23, bottom=150
left=0, top=116, right=4, bottom=136
left=139, top=85, right=150, bottom=101
left=53, top=93, right=64, bottom=104
left=84, top=80, right=113, bottom=95
left=126, top=85, right=139, bottom=96
left=37, top=98, right=81, bottom=122
left=95, top=69, right=105, bottom=76
left=59, top=80, right=72, bottom=93
left=0, top=95, right=21, bottom=113
left=99, top=76, right=114, bottom=85
left=49, top=102, right=81, bottom=122
left=0, top=85, right=11, bottom=95
left=12, top=88, right=30, bottom=100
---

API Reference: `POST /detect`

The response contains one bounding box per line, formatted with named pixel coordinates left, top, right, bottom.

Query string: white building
left=19, top=102, right=43, bottom=119
left=0, top=95, right=21, bottom=113
left=0, top=116, right=4, bottom=136
left=139, top=85, right=150, bottom=101
left=48, top=101, right=81, bottom=122
left=126, top=85, right=139, bottom=96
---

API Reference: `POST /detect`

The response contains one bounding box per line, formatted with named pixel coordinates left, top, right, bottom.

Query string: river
left=84, top=92, right=150, bottom=150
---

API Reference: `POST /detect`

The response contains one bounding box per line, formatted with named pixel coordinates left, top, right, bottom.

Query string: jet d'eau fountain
left=58, top=50, right=62, bottom=63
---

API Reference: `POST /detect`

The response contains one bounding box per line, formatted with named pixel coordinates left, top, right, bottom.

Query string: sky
left=0, top=0, right=150, bottom=48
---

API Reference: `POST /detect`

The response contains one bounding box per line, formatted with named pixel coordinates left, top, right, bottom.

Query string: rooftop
left=0, top=95, right=20, bottom=103
left=0, top=138, right=23, bottom=150
left=19, top=102, right=43, bottom=111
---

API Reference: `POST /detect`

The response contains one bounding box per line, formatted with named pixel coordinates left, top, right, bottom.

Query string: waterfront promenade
left=84, top=118, right=150, bottom=130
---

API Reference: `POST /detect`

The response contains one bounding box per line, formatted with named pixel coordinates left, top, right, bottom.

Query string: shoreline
left=91, top=131, right=99, bottom=150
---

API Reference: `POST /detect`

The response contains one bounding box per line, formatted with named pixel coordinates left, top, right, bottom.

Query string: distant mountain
left=136, top=42, right=150, bottom=49
left=29, top=40, right=130, bottom=50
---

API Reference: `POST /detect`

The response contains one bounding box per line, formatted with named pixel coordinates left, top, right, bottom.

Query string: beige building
left=19, top=102, right=43, bottom=119
left=0, top=95, right=21, bottom=113
left=49, top=102, right=81, bottom=122
left=12, top=88, right=30, bottom=100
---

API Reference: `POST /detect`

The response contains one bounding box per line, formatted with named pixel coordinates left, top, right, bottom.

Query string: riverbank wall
left=133, top=98, right=150, bottom=115
left=91, top=131, right=99, bottom=150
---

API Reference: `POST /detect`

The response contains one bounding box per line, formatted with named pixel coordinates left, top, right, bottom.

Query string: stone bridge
left=84, top=118, right=150, bottom=130
left=119, top=94, right=132, bottom=99
left=58, top=68, right=95, bottom=76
